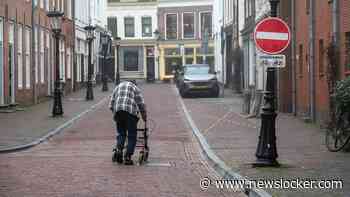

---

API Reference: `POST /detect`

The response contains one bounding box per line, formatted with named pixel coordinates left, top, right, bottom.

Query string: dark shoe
left=112, top=148, right=123, bottom=164
left=124, top=155, right=134, bottom=165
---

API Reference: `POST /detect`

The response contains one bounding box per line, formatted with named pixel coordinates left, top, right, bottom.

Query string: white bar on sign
left=256, top=32, right=289, bottom=40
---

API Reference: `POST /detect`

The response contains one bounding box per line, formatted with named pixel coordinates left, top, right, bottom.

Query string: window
left=306, top=0, right=310, bottom=15
left=67, top=48, right=71, bottom=79
left=40, top=29, right=45, bottom=84
left=299, top=44, right=303, bottom=77
left=124, top=49, right=138, bottom=71
left=200, top=12, right=212, bottom=38
left=319, top=39, right=324, bottom=75
left=124, top=17, right=135, bottom=37
left=25, top=28, right=31, bottom=89
left=166, top=14, right=177, bottom=40
left=107, top=17, right=118, bottom=38
left=142, top=17, right=152, bottom=37
left=183, top=13, right=194, bottom=39
left=66, top=0, right=72, bottom=19
left=60, top=39, right=65, bottom=81
left=18, top=25, right=23, bottom=89
left=345, top=32, right=350, bottom=71
left=35, top=26, right=38, bottom=84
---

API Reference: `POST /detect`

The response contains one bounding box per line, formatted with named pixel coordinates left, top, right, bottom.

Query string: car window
left=184, top=66, right=210, bottom=75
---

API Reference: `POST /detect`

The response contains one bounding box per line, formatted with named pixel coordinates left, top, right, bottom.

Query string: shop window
left=124, top=49, right=138, bottom=71
left=142, top=17, right=152, bottom=37
left=164, top=48, right=180, bottom=56
left=185, top=48, right=194, bottom=56
left=124, top=17, right=134, bottom=37
left=185, top=57, right=194, bottom=64
left=183, top=13, right=194, bottom=39
left=165, top=57, right=181, bottom=75
left=166, top=14, right=177, bottom=40
left=200, top=12, right=212, bottom=38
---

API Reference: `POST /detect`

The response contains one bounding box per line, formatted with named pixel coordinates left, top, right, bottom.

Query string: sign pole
left=253, top=0, right=282, bottom=167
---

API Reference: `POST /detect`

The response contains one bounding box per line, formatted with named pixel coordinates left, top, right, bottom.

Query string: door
left=146, top=57, right=155, bottom=81
left=8, top=23, right=15, bottom=104
left=0, top=18, right=3, bottom=105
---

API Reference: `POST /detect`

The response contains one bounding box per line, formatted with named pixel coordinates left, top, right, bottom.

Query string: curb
left=175, top=86, right=271, bottom=197
left=0, top=97, right=108, bottom=154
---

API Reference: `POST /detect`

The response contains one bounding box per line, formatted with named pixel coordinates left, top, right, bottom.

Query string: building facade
left=157, top=0, right=214, bottom=80
left=107, top=0, right=159, bottom=80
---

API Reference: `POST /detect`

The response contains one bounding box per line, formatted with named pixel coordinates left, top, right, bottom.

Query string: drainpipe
left=291, top=0, right=297, bottom=115
left=309, top=0, right=316, bottom=121
left=31, top=0, right=37, bottom=104
left=332, top=0, right=340, bottom=78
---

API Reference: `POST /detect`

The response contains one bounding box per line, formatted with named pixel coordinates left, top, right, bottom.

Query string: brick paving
left=0, top=84, right=113, bottom=151
left=182, top=89, right=349, bottom=197
left=0, top=83, right=245, bottom=197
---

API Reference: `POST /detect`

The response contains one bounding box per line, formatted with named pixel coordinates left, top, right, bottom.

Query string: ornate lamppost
left=101, top=32, right=109, bottom=92
left=153, top=30, right=161, bottom=80
left=47, top=9, right=64, bottom=117
left=254, top=0, right=280, bottom=167
left=84, top=24, right=95, bottom=101
left=115, top=36, right=121, bottom=85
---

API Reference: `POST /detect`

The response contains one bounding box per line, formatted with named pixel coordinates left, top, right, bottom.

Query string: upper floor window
left=166, top=14, right=178, bottom=40
left=108, top=17, right=118, bottom=38
left=124, top=17, right=135, bottom=37
left=142, top=17, right=152, bottom=37
left=200, top=12, right=212, bottom=38
left=183, top=12, right=194, bottom=39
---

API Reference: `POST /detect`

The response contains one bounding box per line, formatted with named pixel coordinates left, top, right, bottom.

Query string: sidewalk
left=182, top=89, right=349, bottom=196
left=0, top=84, right=113, bottom=152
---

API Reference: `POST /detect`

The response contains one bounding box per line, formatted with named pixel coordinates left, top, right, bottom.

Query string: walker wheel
left=138, top=152, right=145, bottom=165
left=144, top=151, right=149, bottom=162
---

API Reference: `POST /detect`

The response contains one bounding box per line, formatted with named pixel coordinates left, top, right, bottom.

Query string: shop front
left=159, top=43, right=214, bottom=80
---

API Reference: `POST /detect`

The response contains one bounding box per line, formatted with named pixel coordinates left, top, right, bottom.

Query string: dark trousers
left=114, top=110, right=139, bottom=156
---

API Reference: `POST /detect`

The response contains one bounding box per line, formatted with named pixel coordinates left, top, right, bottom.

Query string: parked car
left=177, top=64, right=220, bottom=97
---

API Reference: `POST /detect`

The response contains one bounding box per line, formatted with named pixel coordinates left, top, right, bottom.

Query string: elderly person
left=109, top=80, right=147, bottom=165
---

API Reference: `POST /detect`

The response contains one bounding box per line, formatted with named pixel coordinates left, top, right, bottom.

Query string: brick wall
left=340, top=0, right=350, bottom=78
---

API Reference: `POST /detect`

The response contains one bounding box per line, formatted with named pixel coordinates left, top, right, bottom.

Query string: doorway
left=146, top=47, right=155, bottom=81
left=8, top=23, right=15, bottom=104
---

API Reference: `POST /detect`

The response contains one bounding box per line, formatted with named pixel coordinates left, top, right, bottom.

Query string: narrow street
left=0, top=83, right=244, bottom=197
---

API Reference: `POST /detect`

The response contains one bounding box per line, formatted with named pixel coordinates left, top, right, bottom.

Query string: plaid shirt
left=109, top=81, right=146, bottom=117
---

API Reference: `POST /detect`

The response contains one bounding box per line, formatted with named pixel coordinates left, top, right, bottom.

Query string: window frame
left=124, top=17, right=135, bottom=38
left=142, top=16, right=153, bottom=38
left=165, top=13, right=178, bottom=40
left=199, top=11, right=212, bottom=39
left=182, top=12, right=195, bottom=39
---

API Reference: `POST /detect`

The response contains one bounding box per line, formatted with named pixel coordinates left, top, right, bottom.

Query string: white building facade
left=106, top=0, right=158, bottom=80
left=74, top=0, right=107, bottom=89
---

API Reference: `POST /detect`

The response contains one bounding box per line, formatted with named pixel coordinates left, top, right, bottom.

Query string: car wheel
left=179, top=87, right=187, bottom=98
left=212, top=86, right=220, bottom=98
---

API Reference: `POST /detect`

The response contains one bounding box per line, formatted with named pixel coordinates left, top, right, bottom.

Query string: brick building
left=0, top=0, right=74, bottom=107
left=289, top=0, right=349, bottom=124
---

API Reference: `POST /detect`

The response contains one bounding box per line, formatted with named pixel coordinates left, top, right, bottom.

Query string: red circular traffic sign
left=254, top=17, right=291, bottom=55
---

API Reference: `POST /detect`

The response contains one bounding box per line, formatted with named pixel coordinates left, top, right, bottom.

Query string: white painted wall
left=106, top=5, right=158, bottom=40
left=213, top=0, right=224, bottom=83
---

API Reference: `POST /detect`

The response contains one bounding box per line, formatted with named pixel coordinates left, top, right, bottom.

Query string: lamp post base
left=52, top=84, right=63, bottom=117
left=102, top=76, right=109, bottom=92
left=115, top=74, right=120, bottom=85
left=86, top=81, right=94, bottom=101
left=252, top=158, right=280, bottom=168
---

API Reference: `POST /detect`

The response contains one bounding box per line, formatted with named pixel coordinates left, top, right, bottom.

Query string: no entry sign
left=254, top=17, right=291, bottom=55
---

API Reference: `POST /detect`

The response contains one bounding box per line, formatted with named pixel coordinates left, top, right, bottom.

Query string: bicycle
left=325, top=107, right=350, bottom=152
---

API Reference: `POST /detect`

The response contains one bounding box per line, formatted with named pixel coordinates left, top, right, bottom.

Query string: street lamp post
left=47, top=10, right=64, bottom=117
left=153, top=30, right=160, bottom=80
left=254, top=0, right=280, bottom=167
left=101, top=32, right=109, bottom=92
left=114, top=37, right=121, bottom=85
left=84, top=25, right=95, bottom=101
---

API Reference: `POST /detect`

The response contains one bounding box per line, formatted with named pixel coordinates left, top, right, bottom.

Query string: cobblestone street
left=0, top=83, right=244, bottom=197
